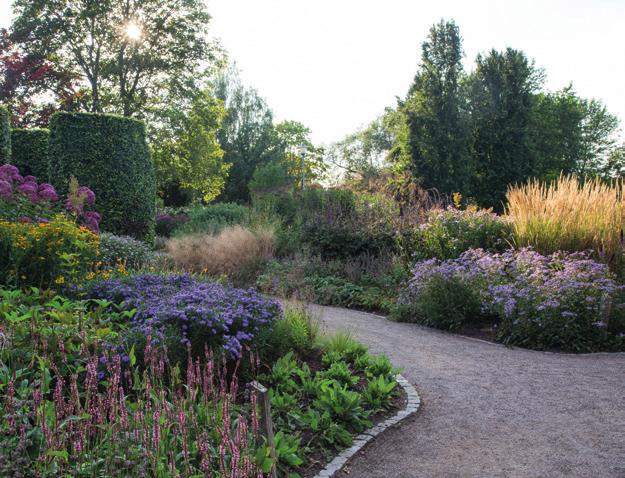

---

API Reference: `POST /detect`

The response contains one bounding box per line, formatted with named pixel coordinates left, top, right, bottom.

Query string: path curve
left=308, top=304, right=625, bottom=478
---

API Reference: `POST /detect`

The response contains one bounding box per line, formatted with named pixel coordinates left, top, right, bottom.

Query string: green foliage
left=172, top=202, right=249, bottom=236
left=363, top=374, right=397, bottom=412
left=318, top=361, right=359, bottom=386
left=9, top=128, right=49, bottom=179
left=273, top=431, right=305, bottom=472
left=392, top=274, right=481, bottom=330
left=264, top=188, right=398, bottom=259
left=153, top=91, right=228, bottom=203
left=48, top=112, right=156, bottom=241
left=394, top=19, right=470, bottom=196
left=98, top=232, right=154, bottom=270
left=0, top=105, right=10, bottom=163
left=249, top=161, right=291, bottom=195
left=327, top=113, right=394, bottom=185
left=363, top=354, right=398, bottom=381
left=468, top=48, right=544, bottom=208
left=391, top=20, right=622, bottom=208
left=313, top=381, right=370, bottom=432
left=0, top=216, right=99, bottom=289
left=257, top=305, right=319, bottom=360
left=12, top=0, right=220, bottom=118
left=214, top=66, right=281, bottom=203
left=0, top=288, right=129, bottom=373
left=398, top=207, right=513, bottom=263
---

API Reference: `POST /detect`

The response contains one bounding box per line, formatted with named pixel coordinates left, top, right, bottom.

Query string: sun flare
left=125, top=22, right=142, bottom=41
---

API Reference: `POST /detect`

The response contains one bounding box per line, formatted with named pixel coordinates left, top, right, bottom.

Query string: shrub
left=257, top=302, right=320, bottom=360
left=87, top=273, right=281, bottom=362
left=167, top=225, right=276, bottom=280
left=395, top=248, right=625, bottom=351
left=398, top=206, right=513, bottom=263
left=48, top=112, right=155, bottom=241
left=506, top=175, right=625, bottom=271
left=0, top=216, right=99, bottom=288
left=0, top=105, right=10, bottom=163
left=9, top=128, right=49, bottom=179
left=99, top=232, right=154, bottom=269
left=173, top=202, right=249, bottom=236
left=155, top=209, right=189, bottom=237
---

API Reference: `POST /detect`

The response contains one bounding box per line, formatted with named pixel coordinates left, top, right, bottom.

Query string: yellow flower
left=55, top=276, right=65, bottom=285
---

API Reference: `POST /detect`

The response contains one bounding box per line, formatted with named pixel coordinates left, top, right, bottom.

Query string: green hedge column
left=48, top=112, right=156, bottom=242
left=10, top=128, right=50, bottom=180
left=0, top=106, right=11, bottom=164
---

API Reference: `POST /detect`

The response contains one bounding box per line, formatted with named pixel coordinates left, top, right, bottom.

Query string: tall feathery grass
left=506, top=174, right=625, bottom=268
left=167, top=224, right=276, bottom=278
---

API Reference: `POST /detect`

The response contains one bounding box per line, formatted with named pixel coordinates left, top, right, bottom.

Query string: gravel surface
left=309, top=304, right=625, bottom=478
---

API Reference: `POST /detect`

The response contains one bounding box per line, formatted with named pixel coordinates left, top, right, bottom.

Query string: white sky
left=2, top=0, right=624, bottom=145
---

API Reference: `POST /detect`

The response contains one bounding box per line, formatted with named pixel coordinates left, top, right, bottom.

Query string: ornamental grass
left=506, top=174, right=625, bottom=269
left=167, top=225, right=276, bottom=278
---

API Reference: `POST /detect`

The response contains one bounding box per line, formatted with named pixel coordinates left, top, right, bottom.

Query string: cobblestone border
left=314, top=374, right=421, bottom=477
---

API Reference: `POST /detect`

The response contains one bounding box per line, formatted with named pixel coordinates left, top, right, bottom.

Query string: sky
left=1, top=0, right=624, bottom=145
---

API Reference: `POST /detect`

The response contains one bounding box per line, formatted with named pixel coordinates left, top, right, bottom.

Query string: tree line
left=2, top=4, right=622, bottom=210
left=332, top=20, right=623, bottom=209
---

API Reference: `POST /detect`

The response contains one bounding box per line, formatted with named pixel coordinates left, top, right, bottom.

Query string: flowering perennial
left=0, top=163, right=100, bottom=233
left=88, top=274, right=282, bottom=358
left=399, top=248, right=625, bottom=351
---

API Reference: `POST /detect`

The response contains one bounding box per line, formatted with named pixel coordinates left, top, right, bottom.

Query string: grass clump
left=506, top=174, right=625, bottom=270
left=166, top=224, right=276, bottom=280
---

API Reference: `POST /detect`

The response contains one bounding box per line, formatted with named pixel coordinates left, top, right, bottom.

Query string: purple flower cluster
left=401, top=248, right=623, bottom=346
left=88, top=274, right=281, bottom=358
left=0, top=164, right=59, bottom=204
left=0, top=164, right=100, bottom=233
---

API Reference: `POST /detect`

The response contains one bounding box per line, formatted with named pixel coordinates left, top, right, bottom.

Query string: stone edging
left=314, top=374, right=421, bottom=477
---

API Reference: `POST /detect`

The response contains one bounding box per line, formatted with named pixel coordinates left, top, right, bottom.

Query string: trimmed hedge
left=0, top=106, right=10, bottom=163
left=48, top=112, right=155, bottom=242
left=10, top=128, right=50, bottom=180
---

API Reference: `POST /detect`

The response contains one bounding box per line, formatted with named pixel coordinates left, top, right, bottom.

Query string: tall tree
left=10, top=0, right=222, bottom=117
left=214, top=66, right=280, bottom=203
left=394, top=19, right=470, bottom=195
left=152, top=90, right=228, bottom=204
left=274, top=120, right=326, bottom=186
left=468, top=48, right=544, bottom=208
left=327, top=111, right=395, bottom=185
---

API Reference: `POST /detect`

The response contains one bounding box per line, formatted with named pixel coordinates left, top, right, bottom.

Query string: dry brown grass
left=506, top=174, right=625, bottom=266
left=166, top=225, right=276, bottom=278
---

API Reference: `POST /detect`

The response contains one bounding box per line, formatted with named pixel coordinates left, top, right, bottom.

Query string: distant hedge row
left=10, top=128, right=50, bottom=180
left=1, top=107, right=155, bottom=242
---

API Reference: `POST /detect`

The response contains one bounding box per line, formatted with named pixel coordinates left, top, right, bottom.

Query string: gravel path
left=309, top=304, right=625, bottom=478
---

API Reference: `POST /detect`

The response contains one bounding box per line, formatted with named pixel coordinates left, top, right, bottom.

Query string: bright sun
left=125, top=22, right=142, bottom=41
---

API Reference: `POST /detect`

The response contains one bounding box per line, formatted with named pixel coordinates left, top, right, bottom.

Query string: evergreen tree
left=468, top=48, right=543, bottom=208
left=395, top=19, right=470, bottom=196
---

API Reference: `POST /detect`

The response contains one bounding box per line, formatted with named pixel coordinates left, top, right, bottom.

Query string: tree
left=468, top=48, right=544, bottom=208
left=394, top=19, right=471, bottom=196
left=529, top=87, right=621, bottom=181
left=10, top=0, right=222, bottom=117
left=274, top=120, right=326, bottom=186
left=327, top=112, right=394, bottom=186
left=214, top=66, right=281, bottom=203
left=152, top=90, right=228, bottom=204
left=0, top=29, right=82, bottom=127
